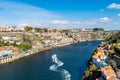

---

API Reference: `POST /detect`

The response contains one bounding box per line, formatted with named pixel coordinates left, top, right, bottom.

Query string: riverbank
left=0, top=39, right=103, bottom=65
left=0, top=30, right=113, bottom=66
left=82, top=45, right=101, bottom=80
left=0, top=41, right=101, bottom=80
left=0, top=41, right=76, bottom=64
left=82, top=40, right=120, bottom=80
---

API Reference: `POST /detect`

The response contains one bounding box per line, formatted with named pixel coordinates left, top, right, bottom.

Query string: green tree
left=24, top=26, right=33, bottom=32
left=108, top=60, right=117, bottom=70
left=13, top=41, right=17, bottom=47
left=0, top=38, right=4, bottom=47
left=18, top=44, right=31, bottom=51
left=116, top=39, right=120, bottom=43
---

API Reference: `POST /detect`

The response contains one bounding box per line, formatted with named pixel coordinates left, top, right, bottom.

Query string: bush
left=18, top=44, right=31, bottom=51
left=117, top=39, right=120, bottom=43
left=108, top=60, right=117, bottom=70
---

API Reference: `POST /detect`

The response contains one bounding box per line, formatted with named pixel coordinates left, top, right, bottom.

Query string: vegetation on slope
left=83, top=31, right=120, bottom=80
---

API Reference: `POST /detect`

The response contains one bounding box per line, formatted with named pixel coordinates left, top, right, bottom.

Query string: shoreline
left=0, top=40, right=102, bottom=65
left=0, top=41, right=76, bottom=65
left=82, top=43, right=101, bottom=80
left=82, top=40, right=119, bottom=80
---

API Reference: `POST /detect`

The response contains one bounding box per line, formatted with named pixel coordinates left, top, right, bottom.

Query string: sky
left=0, top=0, right=120, bottom=30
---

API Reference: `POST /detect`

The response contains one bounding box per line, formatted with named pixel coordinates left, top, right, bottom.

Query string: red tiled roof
left=0, top=46, right=8, bottom=50
left=101, top=66, right=117, bottom=80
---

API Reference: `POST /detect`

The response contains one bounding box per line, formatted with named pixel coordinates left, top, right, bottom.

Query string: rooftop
left=92, top=49, right=105, bottom=59
left=0, top=46, right=8, bottom=50
left=101, top=65, right=117, bottom=80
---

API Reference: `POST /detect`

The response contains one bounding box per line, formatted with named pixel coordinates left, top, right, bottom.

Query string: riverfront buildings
left=0, top=25, right=115, bottom=65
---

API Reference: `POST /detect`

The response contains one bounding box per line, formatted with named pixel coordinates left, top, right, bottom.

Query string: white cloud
left=48, top=17, right=112, bottom=29
left=118, top=13, right=120, bottom=16
left=99, top=17, right=112, bottom=22
left=49, top=20, right=70, bottom=25
left=107, top=3, right=120, bottom=9
left=0, top=1, right=61, bottom=24
left=49, top=20, right=96, bottom=25
left=48, top=20, right=97, bottom=29
left=0, top=1, right=117, bottom=30
left=94, top=17, right=111, bottom=23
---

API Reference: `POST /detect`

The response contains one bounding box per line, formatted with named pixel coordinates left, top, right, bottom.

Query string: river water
left=0, top=41, right=101, bottom=80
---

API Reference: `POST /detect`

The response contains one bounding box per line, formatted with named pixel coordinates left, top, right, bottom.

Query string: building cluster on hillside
left=92, top=42, right=120, bottom=80
left=0, top=25, right=108, bottom=32
left=2, top=36, right=21, bottom=45
left=70, top=28, right=107, bottom=32
left=0, top=25, right=116, bottom=66
left=33, top=32, right=74, bottom=47
left=0, top=25, right=24, bottom=32
left=0, top=29, right=76, bottom=64
left=92, top=48, right=107, bottom=67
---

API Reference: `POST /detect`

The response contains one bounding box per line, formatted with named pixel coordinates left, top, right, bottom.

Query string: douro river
left=0, top=41, right=101, bottom=80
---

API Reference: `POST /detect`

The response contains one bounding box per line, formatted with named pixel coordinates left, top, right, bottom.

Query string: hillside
left=82, top=31, right=120, bottom=80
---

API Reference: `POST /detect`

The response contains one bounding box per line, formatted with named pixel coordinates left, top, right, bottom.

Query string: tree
left=18, top=44, right=31, bottom=51
left=62, top=29, right=70, bottom=33
left=34, top=28, right=41, bottom=32
left=108, top=60, right=117, bottom=70
left=13, top=41, right=17, bottom=47
left=0, top=38, right=4, bottom=47
left=21, top=34, right=31, bottom=45
left=43, top=28, right=48, bottom=32
left=116, top=39, right=120, bottom=43
left=24, top=26, right=33, bottom=32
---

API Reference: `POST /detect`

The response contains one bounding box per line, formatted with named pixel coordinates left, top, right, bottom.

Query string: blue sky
left=0, top=0, right=120, bottom=30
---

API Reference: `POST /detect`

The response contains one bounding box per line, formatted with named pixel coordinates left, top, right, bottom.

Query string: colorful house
left=92, top=49, right=107, bottom=67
